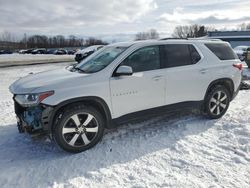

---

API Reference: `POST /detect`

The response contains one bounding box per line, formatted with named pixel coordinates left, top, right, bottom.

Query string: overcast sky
left=0, top=0, right=250, bottom=41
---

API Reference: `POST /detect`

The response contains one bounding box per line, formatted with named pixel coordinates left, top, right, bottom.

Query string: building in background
left=207, top=31, right=250, bottom=48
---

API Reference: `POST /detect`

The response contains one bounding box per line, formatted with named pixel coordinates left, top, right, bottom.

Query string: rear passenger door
left=162, top=44, right=210, bottom=104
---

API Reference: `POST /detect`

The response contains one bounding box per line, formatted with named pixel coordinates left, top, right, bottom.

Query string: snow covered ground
left=0, top=54, right=74, bottom=67
left=0, top=63, right=249, bottom=188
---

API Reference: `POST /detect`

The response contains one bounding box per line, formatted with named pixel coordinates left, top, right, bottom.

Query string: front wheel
left=204, top=85, right=231, bottom=119
left=53, top=105, right=105, bottom=153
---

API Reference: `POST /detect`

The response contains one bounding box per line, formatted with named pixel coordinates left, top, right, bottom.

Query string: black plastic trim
left=112, top=101, right=203, bottom=125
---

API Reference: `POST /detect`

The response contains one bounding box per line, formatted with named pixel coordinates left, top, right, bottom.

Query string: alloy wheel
left=209, top=91, right=228, bottom=116
left=62, top=113, right=99, bottom=147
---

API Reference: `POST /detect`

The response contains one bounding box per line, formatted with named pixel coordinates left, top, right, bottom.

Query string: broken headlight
left=15, top=91, right=54, bottom=107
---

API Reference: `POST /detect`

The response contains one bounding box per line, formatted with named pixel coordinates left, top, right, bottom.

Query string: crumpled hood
left=9, top=67, right=87, bottom=94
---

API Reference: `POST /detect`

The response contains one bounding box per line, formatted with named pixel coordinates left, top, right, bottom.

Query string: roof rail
left=191, top=37, right=222, bottom=41
left=160, top=38, right=188, bottom=40
left=206, top=39, right=222, bottom=41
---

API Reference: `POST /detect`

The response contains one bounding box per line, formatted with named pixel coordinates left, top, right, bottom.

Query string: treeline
left=134, top=26, right=208, bottom=40
left=19, top=35, right=81, bottom=48
left=135, top=29, right=160, bottom=40
left=171, top=22, right=250, bottom=38
left=172, top=24, right=211, bottom=38
left=135, top=22, right=250, bottom=40
left=1, top=21, right=250, bottom=49
left=0, top=32, right=108, bottom=50
left=21, top=35, right=108, bottom=49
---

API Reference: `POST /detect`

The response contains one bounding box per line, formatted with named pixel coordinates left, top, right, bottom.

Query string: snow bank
left=0, top=54, right=74, bottom=67
left=0, top=63, right=249, bottom=188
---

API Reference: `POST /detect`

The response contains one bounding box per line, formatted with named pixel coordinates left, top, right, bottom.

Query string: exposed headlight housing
left=15, top=91, right=54, bottom=107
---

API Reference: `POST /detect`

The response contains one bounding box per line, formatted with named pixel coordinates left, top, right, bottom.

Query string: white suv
left=9, top=39, right=242, bottom=153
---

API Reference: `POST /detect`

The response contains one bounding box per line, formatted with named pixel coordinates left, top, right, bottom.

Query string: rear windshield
left=205, top=43, right=238, bottom=60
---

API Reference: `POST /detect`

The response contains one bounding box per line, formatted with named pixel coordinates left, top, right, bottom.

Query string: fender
left=45, top=96, right=113, bottom=133
left=205, top=78, right=234, bottom=100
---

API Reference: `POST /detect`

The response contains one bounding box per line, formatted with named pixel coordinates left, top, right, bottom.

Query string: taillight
left=233, top=63, right=243, bottom=71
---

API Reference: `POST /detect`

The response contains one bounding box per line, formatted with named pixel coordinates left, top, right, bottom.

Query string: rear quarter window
left=162, top=44, right=201, bottom=68
left=205, top=43, right=238, bottom=60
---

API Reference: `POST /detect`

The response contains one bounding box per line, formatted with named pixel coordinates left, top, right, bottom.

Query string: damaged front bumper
left=14, top=99, right=54, bottom=136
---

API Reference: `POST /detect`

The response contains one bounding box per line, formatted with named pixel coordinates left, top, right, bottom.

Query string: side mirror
left=115, top=66, right=133, bottom=76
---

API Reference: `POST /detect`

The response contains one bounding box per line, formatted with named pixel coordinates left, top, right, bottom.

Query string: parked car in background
left=75, top=45, right=104, bottom=63
left=67, top=49, right=77, bottom=55
left=19, top=49, right=27, bottom=54
left=45, top=49, right=56, bottom=54
left=0, top=50, right=13, bottom=55
left=9, top=39, right=242, bottom=153
left=54, top=49, right=67, bottom=55
left=31, top=49, right=46, bottom=54
left=19, top=49, right=34, bottom=54
left=234, top=46, right=249, bottom=61
left=245, top=47, right=250, bottom=68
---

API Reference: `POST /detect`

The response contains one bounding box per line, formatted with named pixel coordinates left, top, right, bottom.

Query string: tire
left=204, top=85, right=231, bottom=119
left=53, top=104, right=105, bottom=153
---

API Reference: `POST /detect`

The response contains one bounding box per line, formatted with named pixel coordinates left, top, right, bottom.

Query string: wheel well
left=50, top=97, right=112, bottom=132
left=205, top=78, right=234, bottom=100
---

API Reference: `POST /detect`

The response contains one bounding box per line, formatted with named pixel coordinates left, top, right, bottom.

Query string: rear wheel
left=204, top=85, right=230, bottom=119
left=53, top=105, right=105, bottom=153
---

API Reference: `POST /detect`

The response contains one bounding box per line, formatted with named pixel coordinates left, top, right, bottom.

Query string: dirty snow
left=0, top=63, right=249, bottom=188
left=0, top=54, right=74, bottom=62
left=0, top=54, right=74, bottom=67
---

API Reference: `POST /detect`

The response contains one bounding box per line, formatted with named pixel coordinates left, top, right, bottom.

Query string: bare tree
left=23, top=33, right=27, bottom=48
left=0, top=31, right=16, bottom=42
left=238, top=23, right=250, bottom=31
left=85, top=37, right=108, bottom=46
left=135, top=29, right=160, bottom=40
left=172, top=24, right=210, bottom=38
left=148, top=29, right=160, bottom=40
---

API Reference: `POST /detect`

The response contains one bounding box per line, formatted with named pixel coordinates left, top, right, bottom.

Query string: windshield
left=75, top=46, right=127, bottom=73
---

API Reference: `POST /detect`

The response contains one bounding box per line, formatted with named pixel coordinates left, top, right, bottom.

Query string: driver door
left=110, top=46, right=166, bottom=118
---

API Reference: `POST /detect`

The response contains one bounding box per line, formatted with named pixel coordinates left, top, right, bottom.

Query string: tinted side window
left=121, top=46, right=160, bottom=72
left=205, top=43, right=238, bottom=60
left=189, top=45, right=201, bottom=64
left=163, top=44, right=198, bottom=68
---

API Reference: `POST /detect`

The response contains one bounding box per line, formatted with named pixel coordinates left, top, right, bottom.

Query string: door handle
left=200, top=69, right=208, bottom=74
left=152, top=76, right=163, bottom=81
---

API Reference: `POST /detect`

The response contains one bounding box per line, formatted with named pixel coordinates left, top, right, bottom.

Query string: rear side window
left=205, top=43, right=238, bottom=60
left=162, top=44, right=201, bottom=68
left=189, top=45, right=201, bottom=64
